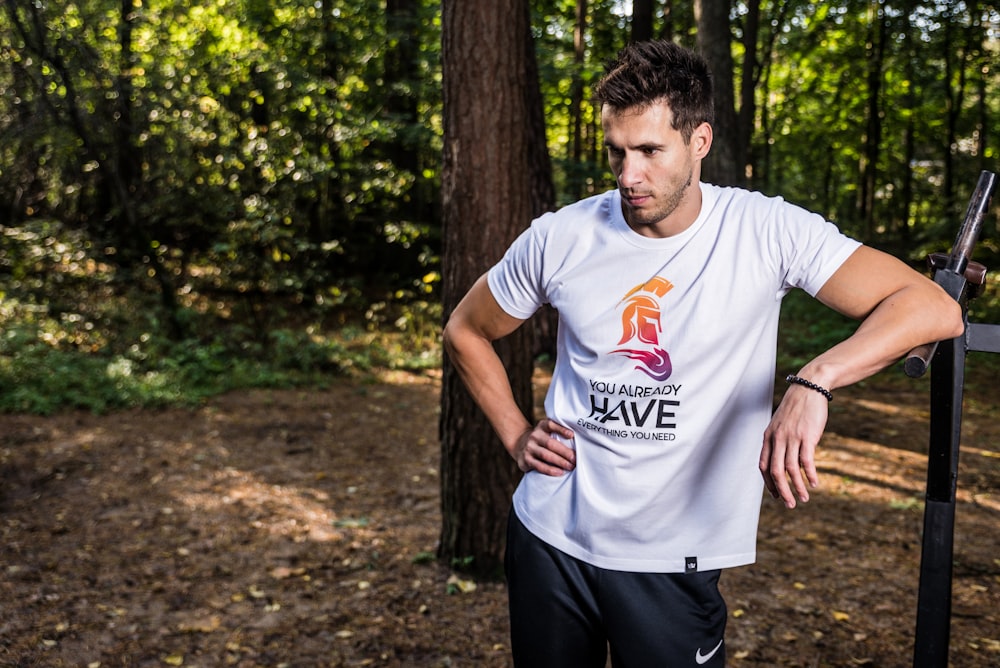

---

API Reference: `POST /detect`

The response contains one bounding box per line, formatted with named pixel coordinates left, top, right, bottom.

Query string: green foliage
left=0, top=278, right=442, bottom=414
left=0, top=0, right=997, bottom=414
left=777, top=289, right=859, bottom=372
left=779, top=276, right=1000, bottom=391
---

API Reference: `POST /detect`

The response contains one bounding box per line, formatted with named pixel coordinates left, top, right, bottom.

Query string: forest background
left=2, top=0, right=1000, bottom=570
left=1, top=0, right=999, bottom=412
left=2, top=2, right=1000, bottom=665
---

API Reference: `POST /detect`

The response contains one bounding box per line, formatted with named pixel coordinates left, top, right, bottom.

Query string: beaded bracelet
left=785, top=374, right=833, bottom=402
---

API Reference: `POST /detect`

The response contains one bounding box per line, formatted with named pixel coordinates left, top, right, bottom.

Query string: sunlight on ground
left=173, top=468, right=346, bottom=542
left=822, top=395, right=1000, bottom=513
left=852, top=397, right=926, bottom=417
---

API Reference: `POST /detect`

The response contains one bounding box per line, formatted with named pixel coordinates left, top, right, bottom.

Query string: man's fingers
left=784, top=448, right=809, bottom=506
left=520, top=420, right=576, bottom=476
left=758, top=444, right=779, bottom=499
left=761, top=438, right=816, bottom=509
left=525, top=441, right=573, bottom=475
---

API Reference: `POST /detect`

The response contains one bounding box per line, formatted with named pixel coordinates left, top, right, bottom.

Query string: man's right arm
left=442, top=274, right=576, bottom=476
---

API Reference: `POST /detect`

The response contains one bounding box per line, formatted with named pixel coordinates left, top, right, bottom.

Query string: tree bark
left=695, top=0, right=741, bottom=186
left=857, top=0, right=886, bottom=241
left=737, top=0, right=759, bottom=181
left=631, top=0, right=655, bottom=43
left=439, top=0, right=554, bottom=577
left=570, top=0, right=588, bottom=199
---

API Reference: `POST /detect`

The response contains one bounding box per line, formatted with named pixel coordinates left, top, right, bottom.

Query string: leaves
left=446, top=574, right=478, bottom=595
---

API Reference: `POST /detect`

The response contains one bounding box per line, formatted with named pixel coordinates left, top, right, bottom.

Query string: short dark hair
left=593, top=40, right=714, bottom=142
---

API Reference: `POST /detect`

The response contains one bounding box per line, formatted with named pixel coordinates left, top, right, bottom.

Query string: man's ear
left=690, top=122, right=713, bottom=159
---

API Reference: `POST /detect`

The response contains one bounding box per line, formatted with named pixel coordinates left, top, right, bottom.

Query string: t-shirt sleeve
left=486, top=220, right=548, bottom=320
left=773, top=199, right=862, bottom=297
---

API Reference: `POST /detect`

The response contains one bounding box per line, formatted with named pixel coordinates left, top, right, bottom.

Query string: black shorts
left=505, top=511, right=727, bottom=668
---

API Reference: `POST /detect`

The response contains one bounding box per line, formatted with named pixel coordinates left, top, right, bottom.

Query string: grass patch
left=778, top=284, right=1000, bottom=396
left=0, top=295, right=442, bottom=415
left=777, top=289, right=858, bottom=373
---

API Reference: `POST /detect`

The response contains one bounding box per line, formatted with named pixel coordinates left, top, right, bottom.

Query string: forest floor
left=2, top=365, right=1000, bottom=668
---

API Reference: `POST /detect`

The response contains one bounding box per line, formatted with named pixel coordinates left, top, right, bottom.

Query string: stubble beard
left=622, top=169, right=695, bottom=231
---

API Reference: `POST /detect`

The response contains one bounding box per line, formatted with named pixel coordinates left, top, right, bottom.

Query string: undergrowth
left=778, top=284, right=1000, bottom=398
left=0, top=294, right=442, bottom=415
left=4, top=278, right=1000, bottom=415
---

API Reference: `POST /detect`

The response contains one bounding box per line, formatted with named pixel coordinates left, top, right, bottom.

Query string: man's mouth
left=623, top=192, right=651, bottom=206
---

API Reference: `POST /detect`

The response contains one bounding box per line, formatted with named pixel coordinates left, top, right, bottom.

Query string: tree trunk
left=857, top=0, right=886, bottom=241
left=940, top=3, right=972, bottom=223
left=570, top=0, right=588, bottom=199
left=631, top=0, right=655, bottom=43
left=439, top=0, right=554, bottom=577
left=695, top=0, right=741, bottom=186
left=737, top=0, right=759, bottom=181
left=384, top=0, right=420, bottom=177
left=661, top=0, right=674, bottom=40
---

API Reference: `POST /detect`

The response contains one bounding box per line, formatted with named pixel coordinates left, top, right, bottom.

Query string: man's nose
left=618, top=154, right=642, bottom=187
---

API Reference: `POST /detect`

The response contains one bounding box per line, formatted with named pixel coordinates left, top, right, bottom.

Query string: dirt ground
left=1, top=366, right=999, bottom=667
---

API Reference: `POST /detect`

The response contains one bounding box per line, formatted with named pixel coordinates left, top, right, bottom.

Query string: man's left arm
left=761, top=245, right=966, bottom=508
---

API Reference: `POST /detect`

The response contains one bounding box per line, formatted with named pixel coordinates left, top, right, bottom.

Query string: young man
left=442, top=40, right=963, bottom=667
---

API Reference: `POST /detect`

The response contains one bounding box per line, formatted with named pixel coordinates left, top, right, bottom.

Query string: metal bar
left=905, top=170, right=997, bottom=378
left=908, top=170, right=996, bottom=667
left=912, top=328, right=967, bottom=667
left=966, top=322, right=1000, bottom=354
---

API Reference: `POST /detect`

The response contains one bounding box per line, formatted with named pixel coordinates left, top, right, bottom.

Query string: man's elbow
left=441, top=314, right=485, bottom=361
left=935, top=293, right=966, bottom=341
left=441, top=318, right=461, bottom=359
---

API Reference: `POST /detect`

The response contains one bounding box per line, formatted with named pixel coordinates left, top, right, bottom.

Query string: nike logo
left=695, top=638, right=724, bottom=665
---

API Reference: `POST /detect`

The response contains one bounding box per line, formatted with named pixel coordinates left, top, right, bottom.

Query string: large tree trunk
left=631, top=0, right=655, bottom=43
left=569, top=0, right=588, bottom=200
left=695, top=0, right=741, bottom=186
left=737, top=0, right=760, bottom=181
left=384, top=0, right=420, bottom=177
left=857, top=0, right=886, bottom=241
left=439, top=0, right=554, bottom=577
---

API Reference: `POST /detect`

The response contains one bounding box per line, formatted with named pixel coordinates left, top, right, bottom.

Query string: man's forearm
left=443, top=326, right=532, bottom=456
left=800, top=282, right=964, bottom=392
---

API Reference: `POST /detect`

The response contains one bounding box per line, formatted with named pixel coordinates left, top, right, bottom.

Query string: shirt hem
left=513, top=503, right=758, bottom=574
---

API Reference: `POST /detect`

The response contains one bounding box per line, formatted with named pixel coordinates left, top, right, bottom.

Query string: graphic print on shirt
left=611, top=276, right=674, bottom=381
left=577, top=275, right=681, bottom=443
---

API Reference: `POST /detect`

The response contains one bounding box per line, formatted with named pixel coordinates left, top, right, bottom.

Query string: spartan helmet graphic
left=611, top=277, right=674, bottom=381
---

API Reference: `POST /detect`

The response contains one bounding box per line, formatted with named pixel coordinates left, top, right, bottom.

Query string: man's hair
left=593, top=40, right=714, bottom=142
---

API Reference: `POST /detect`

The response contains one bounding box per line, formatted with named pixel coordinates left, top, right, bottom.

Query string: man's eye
left=643, top=148, right=658, bottom=156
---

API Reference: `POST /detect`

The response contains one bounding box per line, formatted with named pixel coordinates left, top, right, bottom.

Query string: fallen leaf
left=177, top=613, right=221, bottom=633
left=269, top=566, right=305, bottom=579
left=446, top=574, right=477, bottom=594
left=833, top=610, right=850, bottom=622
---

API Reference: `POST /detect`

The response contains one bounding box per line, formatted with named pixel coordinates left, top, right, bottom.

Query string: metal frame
left=908, top=170, right=997, bottom=668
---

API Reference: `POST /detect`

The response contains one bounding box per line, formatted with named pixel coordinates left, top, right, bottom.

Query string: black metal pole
left=912, top=310, right=968, bottom=668
left=906, top=171, right=995, bottom=667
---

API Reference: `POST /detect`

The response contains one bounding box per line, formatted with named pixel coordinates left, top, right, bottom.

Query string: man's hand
left=760, top=385, right=829, bottom=508
left=512, top=419, right=576, bottom=476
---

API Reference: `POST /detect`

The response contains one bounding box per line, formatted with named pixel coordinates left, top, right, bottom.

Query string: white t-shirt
left=487, top=184, right=861, bottom=573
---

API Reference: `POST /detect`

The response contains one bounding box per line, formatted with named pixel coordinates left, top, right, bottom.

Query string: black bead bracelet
left=785, top=374, right=833, bottom=402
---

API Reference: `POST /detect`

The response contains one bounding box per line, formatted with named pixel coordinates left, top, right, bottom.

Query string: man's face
left=601, top=101, right=710, bottom=238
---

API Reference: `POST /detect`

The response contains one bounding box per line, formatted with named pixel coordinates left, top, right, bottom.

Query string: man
left=442, top=40, right=963, bottom=667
